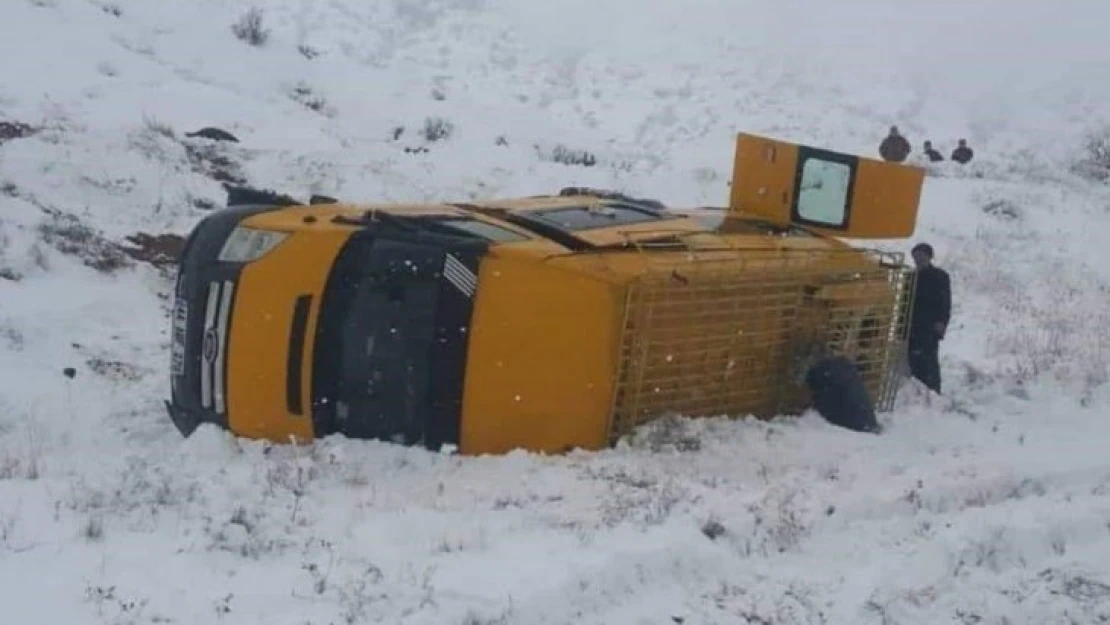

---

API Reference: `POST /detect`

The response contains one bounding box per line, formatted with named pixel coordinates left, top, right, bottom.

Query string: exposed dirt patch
left=37, top=212, right=134, bottom=274
left=0, top=121, right=37, bottom=144
left=86, top=357, right=145, bottom=383
left=184, top=142, right=247, bottom=186
left=119, top=232, right=184, bottom=269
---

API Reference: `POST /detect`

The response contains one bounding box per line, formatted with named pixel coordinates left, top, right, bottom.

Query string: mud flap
left=804, top=354, right=881, bottom=434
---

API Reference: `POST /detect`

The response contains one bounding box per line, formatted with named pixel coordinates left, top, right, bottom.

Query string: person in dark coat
left=879, top=126, right=911, bottom=163
left=907, top=243, right=951, bottom=393
left=923, top=140, right=944, bottom=162
left=951, top=139, right=974, bottom=164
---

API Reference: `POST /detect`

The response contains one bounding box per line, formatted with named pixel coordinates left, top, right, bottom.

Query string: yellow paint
left=842, top=157, right=924, bottom=238
left=729, top=133, right=801, bottom=225
left=456, top=222, right=884, bottom=454
left=179, top=129, right=925, bottom=454
left=729, top=132, right=924, bottom=239
left=459, top=254, right=622, bottom=455
left=226, top=224, right=351, bottom=443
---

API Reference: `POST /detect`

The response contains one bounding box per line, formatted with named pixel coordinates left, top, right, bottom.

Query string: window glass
left=796, top=158, right=851, bottom=227
left=530, top=203, right=664, bottom=231
left=436, top=218, right=530, bottom=242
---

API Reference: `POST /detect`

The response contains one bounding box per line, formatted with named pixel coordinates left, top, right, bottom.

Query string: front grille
left=200, top=280, right=235, bottom=414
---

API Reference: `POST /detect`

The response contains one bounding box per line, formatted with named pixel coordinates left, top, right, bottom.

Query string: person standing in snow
left=907, top=243, right=951, bottom=393
left=879, top=126, right=911, bottom=163
left=951, top=139, right=974, bottom=164
left=923, top=140, right=944, bottom=162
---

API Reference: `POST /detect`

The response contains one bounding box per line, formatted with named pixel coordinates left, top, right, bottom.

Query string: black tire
left=804, top=354, right=881, bottom=434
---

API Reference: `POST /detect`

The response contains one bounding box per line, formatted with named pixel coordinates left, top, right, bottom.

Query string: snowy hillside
left=2, top=0, right=1110, bottom=623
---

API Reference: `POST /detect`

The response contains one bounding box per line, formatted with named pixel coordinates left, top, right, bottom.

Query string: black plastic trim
left=286, top=295, right=312, bottom=415
left=167, top=202, right=285, bottom=437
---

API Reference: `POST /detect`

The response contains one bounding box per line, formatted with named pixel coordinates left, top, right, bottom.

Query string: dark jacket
left=951, top=146, right=973, bottom=164
left=880, top=135, right=911, bottom=162
left=910, top=265, right=951, bottom=340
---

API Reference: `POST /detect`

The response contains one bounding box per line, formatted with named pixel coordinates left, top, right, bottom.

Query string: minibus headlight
left=217, top=227, right=288, bottom=263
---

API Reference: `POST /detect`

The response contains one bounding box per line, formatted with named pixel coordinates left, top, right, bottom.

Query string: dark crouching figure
left=804, top=351, right=881, bottom=434
left=908, top=243, right=951, bottom=393
left=879, top=126, right=911, bottom=163
left=923, top=140, right=944, bottom=162
left=951, top=139, right=974, bottom=164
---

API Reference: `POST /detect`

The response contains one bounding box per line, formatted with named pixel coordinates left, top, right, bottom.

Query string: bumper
left=165, top=399, right=202, bottom=437
left=167, top=204, right=279, bottom=437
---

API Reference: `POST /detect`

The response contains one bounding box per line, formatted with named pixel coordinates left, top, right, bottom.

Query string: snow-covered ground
left=2, top=1, right=1110, bottom=623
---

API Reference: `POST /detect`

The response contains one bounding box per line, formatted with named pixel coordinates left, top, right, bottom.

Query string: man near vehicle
left=907, top=243, right=950, bottom=393
left=879, top=126, right=911, bottom=163
left=951, top=138, right=974, bottom=164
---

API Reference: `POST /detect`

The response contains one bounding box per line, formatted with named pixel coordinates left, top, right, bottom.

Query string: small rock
left=701, top=519, right=726, bottom=541
left=63, top=367, right=77, bottom=379
left=185, top=127, right=239, bottom=143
